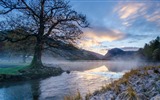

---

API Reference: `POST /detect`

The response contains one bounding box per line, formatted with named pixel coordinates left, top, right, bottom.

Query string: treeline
left=138, top=36, right=160, bottom=61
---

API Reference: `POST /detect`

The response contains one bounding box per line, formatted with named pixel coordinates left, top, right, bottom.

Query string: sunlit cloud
left=145, top=10, right=160, bottom=26
left=114, top=3, right=146, bottom=19
left=78, top=27, right=125, bottom=55
left=85, top=27, right=125, bottom=41
left=71, top=0, right=160, bottom=54
left=114, top=2, right=160, bottom=27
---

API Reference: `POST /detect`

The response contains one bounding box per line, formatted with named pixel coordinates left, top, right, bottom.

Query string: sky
left=70, top=0, right=160, bottom=55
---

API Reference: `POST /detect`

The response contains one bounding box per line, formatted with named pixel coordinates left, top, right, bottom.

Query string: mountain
left=103, top=48, right=137, bottom=60
left=84, top=50, right=104, bottom=59
left=44, top=47, right=103, bottom=60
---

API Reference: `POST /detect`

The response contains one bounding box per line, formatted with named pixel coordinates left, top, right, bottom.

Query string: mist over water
left=0, top=56, right=160, bottom=100
left=0, top=56, right=32, bottom=65
left=43, top=58, right=147, bottom=72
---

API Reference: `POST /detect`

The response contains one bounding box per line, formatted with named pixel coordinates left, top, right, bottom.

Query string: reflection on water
left=0, top=61, right=140, bottom=100
left=84, top=65, right=109, bottom=72
left=0, top=83, right=32, bottom=100
left=39, top=65, right=117, bottom=100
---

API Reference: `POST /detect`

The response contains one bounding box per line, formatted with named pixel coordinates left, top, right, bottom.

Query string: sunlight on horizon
left=71, top=0, right=160, bottom=55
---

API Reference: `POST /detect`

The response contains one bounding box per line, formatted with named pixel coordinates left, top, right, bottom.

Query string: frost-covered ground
left=89, top=66, right=160, bottom=100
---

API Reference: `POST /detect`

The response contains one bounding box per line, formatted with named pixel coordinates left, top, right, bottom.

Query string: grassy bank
left=0, top=65, right=29, bottom=75
left=0, top=64, right=63, bottom=82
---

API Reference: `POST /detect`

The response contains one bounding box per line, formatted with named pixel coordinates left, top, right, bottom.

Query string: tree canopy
left=0, top=0, right=89, bottom=68
left=138, top=36, right=160, bottom=61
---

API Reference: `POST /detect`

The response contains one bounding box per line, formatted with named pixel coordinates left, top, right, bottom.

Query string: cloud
left=102, top=46, right=139, bottom=53
left=84, top=27, right=125, bottom=41
left=114, top=1, right=160, bottom=27
left=120, top=47, right=139, bottom=51
left=144, top=5, right=160, bottom=26
left=114, top=3, right=146, bottom=20
left=71, top=0, right=160, bottom=55
left=78, top=27, right=125, bottom=55
left=128, top=40, right=137, bottom=43
left=126, top=34, right=150, bottom=40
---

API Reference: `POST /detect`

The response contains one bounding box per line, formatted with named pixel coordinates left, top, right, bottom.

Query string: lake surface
left=0, top=60, right=145, bottom=100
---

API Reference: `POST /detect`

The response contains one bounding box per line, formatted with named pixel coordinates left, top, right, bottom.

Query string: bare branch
left=44, top=37, right=76, bottom=50
left=20, top=0, right=39, bottom=18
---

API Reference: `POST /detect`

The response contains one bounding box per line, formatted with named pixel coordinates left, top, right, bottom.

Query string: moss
left=0, top=64, right=63, bottom=82
left=0, top=65, right=29, bottom=75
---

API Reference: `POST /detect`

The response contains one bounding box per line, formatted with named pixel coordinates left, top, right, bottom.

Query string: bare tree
left=0, top=0, right=89, bottom=68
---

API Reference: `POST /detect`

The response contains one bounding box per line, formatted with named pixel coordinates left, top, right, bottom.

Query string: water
left=0, top=60, right=143, bottom=100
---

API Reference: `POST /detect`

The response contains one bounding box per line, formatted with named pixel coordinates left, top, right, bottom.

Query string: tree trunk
left=31, top=2, right=45, bottom=69
left=30, top=40, right=43, bottom=69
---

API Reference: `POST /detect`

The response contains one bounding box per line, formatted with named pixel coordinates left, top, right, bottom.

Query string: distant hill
left=103, top=48, right=137, bottom=60
left=45, top=47, right=103, bottom=60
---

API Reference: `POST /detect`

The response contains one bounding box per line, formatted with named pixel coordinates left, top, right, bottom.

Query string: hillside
left=103, top=48, right=137, bottom=60
left=45, top=47, right=104, bottom=60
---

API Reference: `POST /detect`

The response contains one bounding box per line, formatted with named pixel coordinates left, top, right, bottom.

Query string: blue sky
left=70, top=0, right=160, bottom=55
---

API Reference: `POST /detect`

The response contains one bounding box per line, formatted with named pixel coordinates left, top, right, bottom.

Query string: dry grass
left=85, top=92, right=92, bottom=100
left=64, top=90, right=82, bottom=100
left=118, top=86, right=139, bottom=100
left=126, top=86, right=138, bottom=99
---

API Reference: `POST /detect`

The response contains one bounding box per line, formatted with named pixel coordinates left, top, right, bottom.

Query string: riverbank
left=0, top=65, right=63, bottom=82
left=88, top=66, right=160, bottom=100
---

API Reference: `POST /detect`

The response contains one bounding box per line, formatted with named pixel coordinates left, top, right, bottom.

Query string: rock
left=90, top=96, right=101, bottom=100
left=148, top=70, right=154, bottom=75
left=134, top=84, right=144, bottom=93
left=146, top=91, right=159, bottom=98
left=103, top=91, right=116, bottom=100
left=153, top=69, right=159, bottom=74
left=116, top=92, right=139, bottom=100
left=139, top=70, right=145, bottom=75
left=150, top=94, right=160, bottom=100
left=90, top=91, right=116, bottom=100
left=156, top=80, right=160, bottom=89
left=66, top=70, right=70, bottom=74
left=145, top=79, right=155, bottom=90
left=137, top=93, right=148, bottom=100
left=119, top=84, right=126, bottom=91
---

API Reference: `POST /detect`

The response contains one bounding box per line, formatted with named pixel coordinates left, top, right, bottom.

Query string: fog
left=42, top=56, right=160, bottom=72
left=0, top=56, right=32, bottom=68
left=0, top=56, right=160, bottom=100
left=0, top=55, right=160, bottom=72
